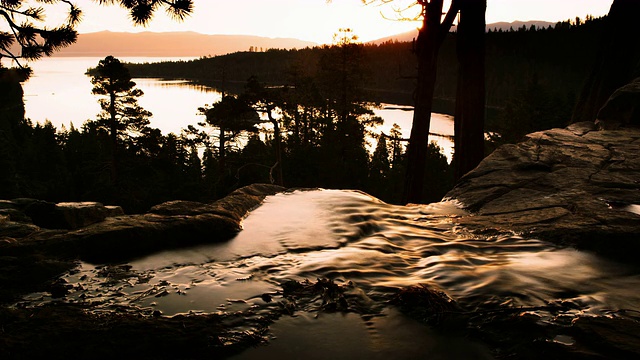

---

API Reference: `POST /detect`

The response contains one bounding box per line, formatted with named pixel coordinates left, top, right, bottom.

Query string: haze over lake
left=20, top=56, right=454, bottom=161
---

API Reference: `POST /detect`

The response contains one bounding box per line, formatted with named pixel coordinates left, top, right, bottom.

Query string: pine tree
left=90, top=55, right=152, bottom=183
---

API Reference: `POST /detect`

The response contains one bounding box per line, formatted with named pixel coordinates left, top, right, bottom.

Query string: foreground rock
left=445, top=122, right=640, bottom=261
left=1, top=184, right=284, bottom=263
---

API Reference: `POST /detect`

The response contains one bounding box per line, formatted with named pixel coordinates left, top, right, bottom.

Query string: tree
left=571, top=0, right=640, bottom=124
left=244, top=76, right=285, bottom=186
left=363, top=0, right=459, bottom=203
left=368, top=133, right=391, bottom=196
left=316, top=28, right=381, bottom=189
left=0, top=0, right=193, bottom=78
left=0, top=69, right=26, bottom=197
left=453, top=0, right=486, bottom=181
left=198, top=95, right=261, bottom=186
left=90, top=55, right=153, bottom=183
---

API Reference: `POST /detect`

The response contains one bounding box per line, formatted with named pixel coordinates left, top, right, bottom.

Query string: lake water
left=18, top=56, right=454, bottom=161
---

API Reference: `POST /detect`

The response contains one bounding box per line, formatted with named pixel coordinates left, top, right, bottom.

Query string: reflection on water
left=232, top=308, right=493, bottom=360
left=373, top=104, right=454, bottom=162
left=17, top=189, right=640, bottom=357
left=20, top=57, right=217, bottom=135
left=22, top=189, right=640, bottom=317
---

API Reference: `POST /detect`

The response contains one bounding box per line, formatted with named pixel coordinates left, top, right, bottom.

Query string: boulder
left=5, top=183, right=285, bottom=263
left=445, top=123, right=640, bottom=261
left=596, top=77, right=640, bottom=129
left=0, top=221, right=40, bottom=240
left=54, top=202, right=118, bottom=230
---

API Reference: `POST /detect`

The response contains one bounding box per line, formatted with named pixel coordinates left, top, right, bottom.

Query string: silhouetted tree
left=198, top=95, right=260, bottom=186
left=243, top=76, right=285, bottom=185
left=317, top=28, right=380, bottom=189
left=571, top=0, right=640, bottom=123
left=368, top=133, right=391, bottom=196
left=90, top=55, right=152, bottom=183
left=363, top=0, right=459, bottom=203
left=0, top=69, right=26, bottom=197
left=405, top=1, right=458, bottom=203
left=388, top=123, right=404, bottom=166
left=0, top=0, right=193, bottom=78
left=453, top=0, right=486, bottom=181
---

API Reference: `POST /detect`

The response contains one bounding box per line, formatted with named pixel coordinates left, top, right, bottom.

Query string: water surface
left=18, top=189, right=640, bottom=357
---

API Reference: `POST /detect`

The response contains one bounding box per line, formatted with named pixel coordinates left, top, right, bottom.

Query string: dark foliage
left=0, top=0, right=193, bottom=79
left=126, top=16, right=608, bottom=146
left=1, top=51, right=453, bottom=211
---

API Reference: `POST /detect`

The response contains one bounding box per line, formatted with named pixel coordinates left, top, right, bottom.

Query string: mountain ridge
left=368, top=20, right=556, bottom=44
left=35, top=21, right=557, bottom=58
left=48, top=31, right=319, bottom=57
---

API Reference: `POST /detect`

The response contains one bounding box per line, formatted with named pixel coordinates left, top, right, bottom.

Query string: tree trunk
left=454, top=0, right=486, bottom=182
left=403, top=0, right=458, bottom=204
left=571, top=0, right=640, bottom=124
left=267, top=107, right=284, bottom=186
left=109, top=91, right=118, bottom=184
left=218, top=127, right=226, bottom=185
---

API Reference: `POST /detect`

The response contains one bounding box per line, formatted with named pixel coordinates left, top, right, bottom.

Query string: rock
left=54, top=202, right=114, bottom=230
left=22, top=200, right=63, bottom=229
left=0, top=199, right=125, bottom=231
left=16, top=200, right=121, bottom=230
left=0, top=208, right=31, bottom=223
left=105, top=205, right=125, bottom=217
left=0, top=221, right=40, bottom=239
left=5, top=183, right=285, bottom=263
left=445, top=124, right=640, bottom=261
left=150, top=183, right=285, bottom=221
left=596, top=77, right=640, bottom=129
left=571, top=316, right=640, bottom=358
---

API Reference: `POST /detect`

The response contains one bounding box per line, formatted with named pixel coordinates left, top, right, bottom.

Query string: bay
left=19, top=56, right=454, bottom=161
left=20, top=56, right=219, bottom=136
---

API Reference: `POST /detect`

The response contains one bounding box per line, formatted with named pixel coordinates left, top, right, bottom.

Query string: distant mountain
left=46, top=31, right=318, bottom=57
left=486, top=20, right=556, bottom=32
left=369, top=20, right=556, bottom=44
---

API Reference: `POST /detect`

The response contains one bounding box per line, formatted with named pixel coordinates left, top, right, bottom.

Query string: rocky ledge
left=0, top=184, right=284, bottom=263
left=445, top=121, right=640, bottom=262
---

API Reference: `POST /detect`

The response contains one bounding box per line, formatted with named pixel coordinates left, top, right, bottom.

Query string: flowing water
left=17, top=189, right=640, bottom=358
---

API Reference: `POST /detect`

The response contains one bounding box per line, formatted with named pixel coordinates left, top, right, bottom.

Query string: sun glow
left=34, top=0, right=611, bottom=45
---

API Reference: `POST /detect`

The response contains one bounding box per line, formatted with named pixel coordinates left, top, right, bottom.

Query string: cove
left=19, top=56, right=454, bottom=160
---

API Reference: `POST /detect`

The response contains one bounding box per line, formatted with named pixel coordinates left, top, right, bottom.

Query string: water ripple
left=17, top=189, right=640, bottom=319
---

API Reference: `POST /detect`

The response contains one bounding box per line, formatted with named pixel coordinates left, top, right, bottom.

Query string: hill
left=369, top=20, right=555, bottom=44
left=47, top=31, right=318, bottom=57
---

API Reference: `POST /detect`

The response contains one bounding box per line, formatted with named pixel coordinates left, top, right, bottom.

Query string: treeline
left=1, top=17, right=608, bottom=212
left=1, top=43, right=452, bottom=213
left=126, top=15, right=606, bottom=145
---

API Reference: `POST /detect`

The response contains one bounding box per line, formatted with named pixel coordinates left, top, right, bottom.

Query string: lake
left=19, top=56, right=454, bottom=161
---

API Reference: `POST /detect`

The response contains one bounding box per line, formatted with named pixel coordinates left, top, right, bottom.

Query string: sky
left=40, top=0, right=613, bottom=44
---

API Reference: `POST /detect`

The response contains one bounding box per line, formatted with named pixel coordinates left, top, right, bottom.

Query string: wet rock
left=150, top=184, right=284, bottom=221
left=571, top=316, right=640, bottom=358
left=446, top=123, right=640, bottom=261
left=0, top=304, right=266, bottom=359
left=55, top=202, right=121, bottom=229
left=0, top=220, right=40, bottom=239
left=4, top=183, right=285, bottom=263
left=0, top=207, right=32, bottom=223
left=391, top=284, right=461, bottom=326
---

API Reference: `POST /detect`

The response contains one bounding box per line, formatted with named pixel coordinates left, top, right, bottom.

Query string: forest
left=0, top=16, right=605, bottom=213
left=126, top=16, right=605, bottom=144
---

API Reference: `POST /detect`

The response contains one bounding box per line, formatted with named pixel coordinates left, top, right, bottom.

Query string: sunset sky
left=45, top=0, right=613, bottom=44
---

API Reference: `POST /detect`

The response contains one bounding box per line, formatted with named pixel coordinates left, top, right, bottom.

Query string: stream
left=16, top=189, right=640, bottom=358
